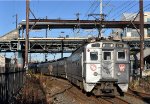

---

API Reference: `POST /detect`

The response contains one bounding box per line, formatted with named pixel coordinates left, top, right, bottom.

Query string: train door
left=101, top=51, right=114, bottom=79
left=85, top=48, right=101, bottom=83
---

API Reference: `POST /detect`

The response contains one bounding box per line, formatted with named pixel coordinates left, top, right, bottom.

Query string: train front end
left=83, top=41, right=130, bottom=96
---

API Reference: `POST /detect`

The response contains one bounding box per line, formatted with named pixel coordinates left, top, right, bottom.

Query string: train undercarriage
left=92, top=81, right=125, bottom=96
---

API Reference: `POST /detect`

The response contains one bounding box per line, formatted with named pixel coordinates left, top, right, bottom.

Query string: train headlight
left=93, top=72, right=98, bottom=76
left=110, top=44, right=114, bottom=47
left=102, top=44, right=105, bottom=47
left=102, top=43, right=114, bottom=47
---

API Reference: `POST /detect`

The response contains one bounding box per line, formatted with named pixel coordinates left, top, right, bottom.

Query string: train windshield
left=103, top=52, right=111, bottom=60
left=117, top=51, right=125, bottom=60
left=90, top=52, right=98, bottom=60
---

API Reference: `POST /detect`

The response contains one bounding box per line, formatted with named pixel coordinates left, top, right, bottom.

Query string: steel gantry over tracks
left=0, top=38, right=87, bottom=53
left=0, top=38, right=150, bottom=53
left=0, top=19, right=150, bottom=53
left=18, top=19, right=150, bottom=51
left=19, top=19, right=150, bottom=29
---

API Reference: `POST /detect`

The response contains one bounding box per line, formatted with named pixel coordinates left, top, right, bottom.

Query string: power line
left=83, top=0, right=98, bottom=19
left=90, top=2, right=99, bottom=14
left=144, top=2, right=150, bottom=9
left=86, top=1, right=100, bottom=20
left=117, top=2, right=139, bottom=20
left=102, top=0, right=112, bottom=14
left=107, top=1, right=133, bottom=18
left=108, top=1, right=132, bottom=18
left=144, top=3, right=150, bottom=11
left=109, top=1, right=138, bottom=20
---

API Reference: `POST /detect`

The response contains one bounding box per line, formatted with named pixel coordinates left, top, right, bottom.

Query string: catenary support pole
left=139, top=0, right=144, bottom=78
left=25, top=0, right=29, bottom=70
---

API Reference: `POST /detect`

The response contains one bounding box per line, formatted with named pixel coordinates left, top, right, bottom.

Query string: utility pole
left=45, top=16, right=48, bottom=62
left=13, top=14, right=18, bottom=28
left=13, top=14, right=18, bottom=68
left=100, top=0, right=103, bottom=20
left=98, top=0, right=105, bottom=38
left=100, top=0, right=106, bottom=21
left=16, top=14, right=18, bottom=28
left=25, top=0, right=29, bottom=70
left=139, top=0, right=144, bottom=78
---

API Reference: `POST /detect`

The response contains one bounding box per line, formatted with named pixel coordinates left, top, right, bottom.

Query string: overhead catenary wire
left=102, top=0, right=112, bottom=16
left=111, top=1, right=150, bottom=21
left=107, top=1, right=134, bottom=19
left=89, top=2, right=100, bottom=15
left=83, top=0, right=98, bottom=19
left=81, top=0, right=99, bottom=36
left=119, top=4, right=139, bottom=20
left=108, top=0, right=138, bottom=20
left=87, top=1, right=100, bottom=20
left=144, top=3, right=150, bottom=11
left=114, top=2, right=138, bottom=20
left=143, top=2, right=150, bottom=10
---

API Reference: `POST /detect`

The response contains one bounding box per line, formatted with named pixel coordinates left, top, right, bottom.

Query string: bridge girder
left=19, top=19, right=150, bottom=29
left=0, top=38, right=149, bottom=53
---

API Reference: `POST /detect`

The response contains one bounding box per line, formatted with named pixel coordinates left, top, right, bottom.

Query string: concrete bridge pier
left=17, top=42, right=24, bottom=69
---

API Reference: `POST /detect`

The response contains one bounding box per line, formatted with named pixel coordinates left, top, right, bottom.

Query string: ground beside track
left=14, top=74, right=150, bottom=104
left=14, top=74, right=100, bottom=104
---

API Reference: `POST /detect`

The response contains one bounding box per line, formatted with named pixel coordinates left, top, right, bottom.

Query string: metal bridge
left=0, top=28, right=150, bottom=53
left=0, top=37, right=86, bottom=53
left=0, top=37, right=150, bottom=53
left=0, top=19, right=149, bottom=56
left=19, top=19, right=150, bottom=29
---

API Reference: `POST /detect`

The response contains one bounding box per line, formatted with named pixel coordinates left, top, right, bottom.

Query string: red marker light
left=119, top=64, right=126, bottom=72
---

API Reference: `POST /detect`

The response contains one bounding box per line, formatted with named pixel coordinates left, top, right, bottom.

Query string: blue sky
left=0, top=0, right=144, bottom=37
left=0, top=0, right=150, bottom=61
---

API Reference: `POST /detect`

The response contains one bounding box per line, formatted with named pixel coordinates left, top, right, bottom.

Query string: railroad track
left=50, top=77, right=102, bottom=104
left=55, top=75, right=150, bottom=104
left=31, top=74, right=150, bottom=104
left=96, top=88, right=150, bottom=104
left=67, top=89, right=123, bottom=104
left=125, top=88, right=150, bottom=103
left=128, top=87, right=150, bottom=97
left=36, top=75, right=97, bottom=104
left=100, top=97, right=130, bottom=104
left=37, top=75, right=114, bottom=104
left=51, top=77, right=122, bottom=104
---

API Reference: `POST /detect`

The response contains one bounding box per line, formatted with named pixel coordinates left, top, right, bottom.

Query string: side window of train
left=90, top=52, right=98, bottom=60
left=103, top=52, right=111, bottom=60
left=117, top=51, right=125, bottom=60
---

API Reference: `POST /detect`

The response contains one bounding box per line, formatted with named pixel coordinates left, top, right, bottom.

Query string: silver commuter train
left=37, top=40, right=130, bottom=96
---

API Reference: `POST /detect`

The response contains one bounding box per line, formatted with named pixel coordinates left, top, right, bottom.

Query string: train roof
left=72, top=39, right=128, bottom=53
